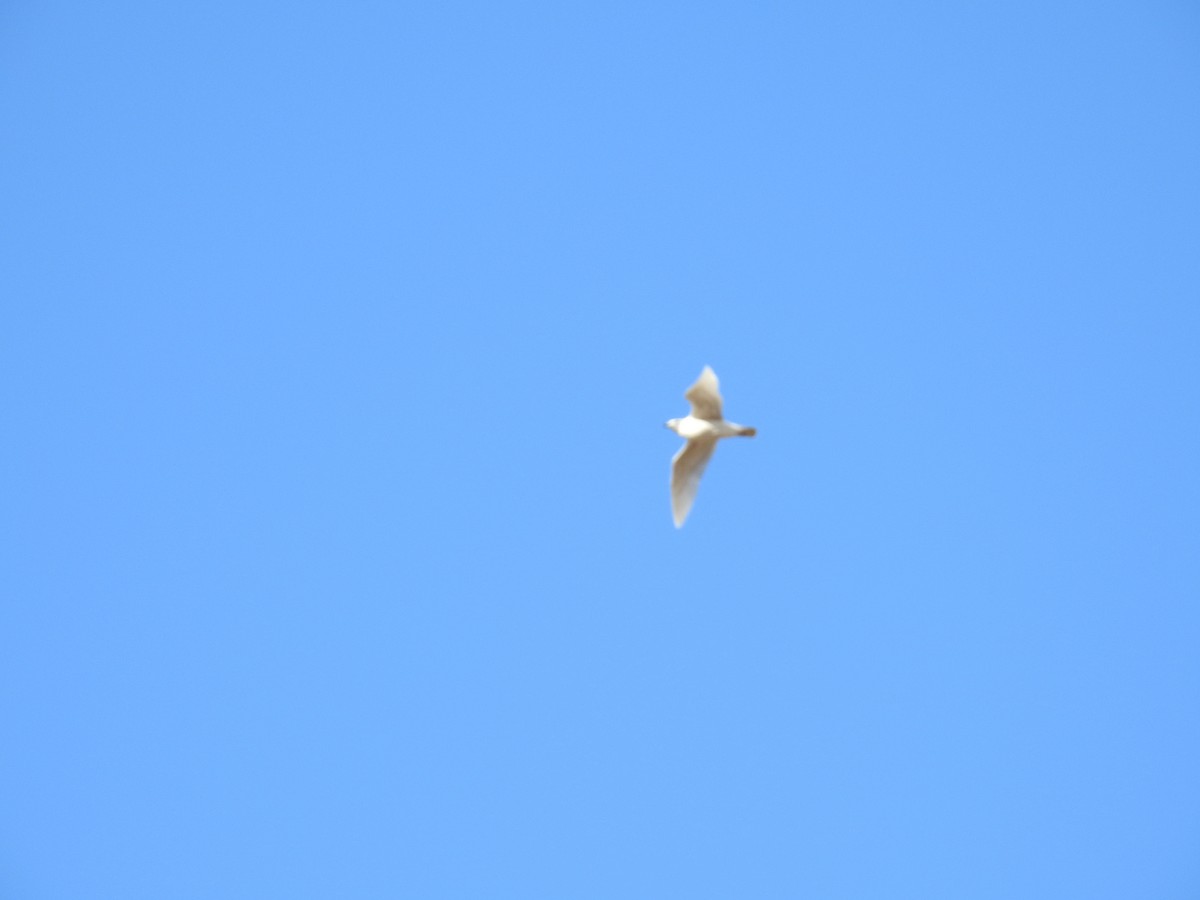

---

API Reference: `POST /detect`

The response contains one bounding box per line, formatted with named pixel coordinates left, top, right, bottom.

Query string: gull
left=665, top=366, right=756, bottom=528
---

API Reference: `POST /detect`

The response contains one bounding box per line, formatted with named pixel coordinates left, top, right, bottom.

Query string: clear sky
left=3, top=2, right=1199, bottom=897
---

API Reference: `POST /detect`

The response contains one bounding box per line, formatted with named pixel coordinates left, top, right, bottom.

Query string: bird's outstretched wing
left=685, top=366, right=723, bottom=421
left=671, top=437, right=718, bottom=528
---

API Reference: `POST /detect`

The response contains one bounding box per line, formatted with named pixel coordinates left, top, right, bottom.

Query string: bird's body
left=668, top=415, right=751, bottom=441
left=665, top=366, right=756, bottom=528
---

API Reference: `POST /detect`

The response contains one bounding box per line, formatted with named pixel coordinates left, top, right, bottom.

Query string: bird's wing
left=671, top=437, right=718, bottom=528
left=685, top=366, right=724, bottom=421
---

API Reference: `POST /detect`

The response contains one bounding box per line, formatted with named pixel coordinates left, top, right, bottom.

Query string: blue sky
left=3, top=1, right=1199, bottom=897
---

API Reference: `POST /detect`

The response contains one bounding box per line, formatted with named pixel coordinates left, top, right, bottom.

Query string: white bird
left=665, top=366, right=756, bottom=528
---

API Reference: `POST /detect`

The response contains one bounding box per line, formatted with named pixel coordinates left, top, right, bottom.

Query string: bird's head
left=664, top=418, right=681, bottom=433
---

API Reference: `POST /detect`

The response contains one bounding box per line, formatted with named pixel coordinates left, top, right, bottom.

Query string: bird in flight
left=665, top=366, right=756, bottom=528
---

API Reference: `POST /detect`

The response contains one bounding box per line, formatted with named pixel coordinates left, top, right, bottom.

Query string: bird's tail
left=737, top=426, right=757, bottom=437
